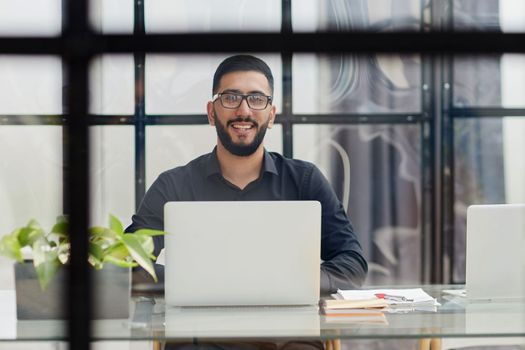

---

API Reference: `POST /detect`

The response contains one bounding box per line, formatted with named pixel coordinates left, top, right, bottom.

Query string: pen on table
left=375, top=293, right=413, bottom=302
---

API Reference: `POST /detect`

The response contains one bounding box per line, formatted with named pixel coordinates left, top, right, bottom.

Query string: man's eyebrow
left=221, top=89, right=268, bottom=95
left=221, top=89, right=242, bottom=94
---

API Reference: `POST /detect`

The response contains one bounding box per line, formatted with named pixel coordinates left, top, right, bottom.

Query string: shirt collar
left=205, top=147, right=279, bottom=178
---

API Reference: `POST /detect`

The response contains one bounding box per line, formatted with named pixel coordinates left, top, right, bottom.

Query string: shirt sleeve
left=302, top=164, right=368, bottom=294
left=125, top=173, right=173, bottom=256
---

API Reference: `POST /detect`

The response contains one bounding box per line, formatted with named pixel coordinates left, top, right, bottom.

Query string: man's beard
left=214, top=113, right=269, bottom=157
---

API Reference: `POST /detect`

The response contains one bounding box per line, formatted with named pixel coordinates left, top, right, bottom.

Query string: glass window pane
left=294, top=124, right=422, bottom=285
left=293, top=0, right=422, bottom=32
left=0, top=0, right=61, bottom=36
left=453, top=117, right=525, bottom=282
left=454, top=0, right=525, bottom=32
left=146, top=54, right=282, bottom=115
left=146, top=125, right=282, bottom=188
left=293, top=54, right=421, bottom=114
left=90, top=0, right=134, bottom=33
left=0, top=126, right=63, bottom=292
left=145, top=0, right=281, bottom=33
left=0, top=56, right=62, bottom=115
left=90, top=126, right=135, bottom=227
left=454, top=54, right=525, bottom=108
left=89, top=55, right=134, bottom=115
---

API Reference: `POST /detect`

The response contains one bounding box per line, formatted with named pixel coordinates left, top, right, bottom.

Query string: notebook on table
left=164, top=201, right=321, bottom=307
left=465, top=203, right=525, bottom=301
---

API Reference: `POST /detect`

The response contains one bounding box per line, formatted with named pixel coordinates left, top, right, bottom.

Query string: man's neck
left=216, top=143, right=264, bottom=190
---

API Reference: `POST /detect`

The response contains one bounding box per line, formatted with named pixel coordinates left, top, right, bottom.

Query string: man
left=127, top=54, right=367, bottom=294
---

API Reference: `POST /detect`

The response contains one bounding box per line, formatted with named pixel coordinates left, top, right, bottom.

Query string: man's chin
left=223, top=142, right=261, bottom=157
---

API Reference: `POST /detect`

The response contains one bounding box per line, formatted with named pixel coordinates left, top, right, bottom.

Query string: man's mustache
left=226, top=117, right=258, bottom=127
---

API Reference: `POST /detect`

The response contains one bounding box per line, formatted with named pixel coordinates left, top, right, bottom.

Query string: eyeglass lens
left=220, top=93, right=269, bottom=110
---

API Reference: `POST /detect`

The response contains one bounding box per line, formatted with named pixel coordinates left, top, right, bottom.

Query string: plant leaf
left=18, top=224, right=45, bottom=247
left=89, top=227, right=118, bottom=250
left=134, top=234, right=155, bottom=255
left=109, top=214, right=124, bottom=237
left=51, top=215, right=68, bottom=236
left=34, top=259, right=61, bottom=290
left=90, top=226, right=116, bottom=239
left=32, top=237, right=56, bottom=266
left=104, top=242, right=129, bottom=260
left=121, top=234, right=157, bottom=281
left=32, top=237, right=60, bottom=290
left=89, top=242, right=104, bottom=261
left=26, top=219, right=42, bottom=231
left=103, top=254, right=138, bottom=268
left=57, top=242, right=70, bottom=264
left=0, top=234, right=23, bottom=262
left=88, top=254, right=103, bottom=270
left=134, top=228, right=166, bottom=237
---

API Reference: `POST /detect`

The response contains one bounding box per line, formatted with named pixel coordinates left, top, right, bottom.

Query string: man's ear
left=207, top=101, right=216, bottom=126
left=267, top=105, right=277, bottom=129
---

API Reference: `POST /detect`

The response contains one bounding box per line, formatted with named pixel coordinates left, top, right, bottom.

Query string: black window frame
left=2, top=0, right=525, bottom=347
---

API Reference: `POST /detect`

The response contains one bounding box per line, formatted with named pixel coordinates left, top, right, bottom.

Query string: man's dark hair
left=212, top=55, right=274, bottom=95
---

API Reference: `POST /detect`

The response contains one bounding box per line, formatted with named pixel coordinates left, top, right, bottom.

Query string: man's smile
left=227, top=118, right=258, bottom=137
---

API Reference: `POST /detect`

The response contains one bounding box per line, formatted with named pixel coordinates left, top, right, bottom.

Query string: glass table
left=3, top=285, right=525, bottom=349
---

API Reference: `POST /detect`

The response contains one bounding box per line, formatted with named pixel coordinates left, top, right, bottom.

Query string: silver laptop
left=164, top=201, right=321, bottom=307
left=465, top=204, right=525, bottom=301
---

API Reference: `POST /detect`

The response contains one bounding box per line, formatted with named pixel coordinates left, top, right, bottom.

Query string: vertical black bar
left=441, top=55, right=454, bottom=284
left=420, top=53, right=434, bottom=284
left=420, top=0, right=432, bottom=284
left=61, top=0, right=68, bottom=215
left=63, top=0, right=91, bottom=348
left=134, top=0, right=146, bottom=210
left=281, top=0, right=293, bottom=157
left=440, top=0, right=455, bottom=284
left=427, top=0, right=454, bottom=284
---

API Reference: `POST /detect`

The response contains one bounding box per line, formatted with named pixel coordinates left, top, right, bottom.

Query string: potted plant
left=0, top=215, right=165, bottom=319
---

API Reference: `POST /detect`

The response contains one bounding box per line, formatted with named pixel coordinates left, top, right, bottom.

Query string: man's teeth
left=232, top=124, right=252, bottom=129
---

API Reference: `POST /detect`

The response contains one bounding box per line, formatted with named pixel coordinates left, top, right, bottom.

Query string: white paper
left=156, top=248, right=165, bottom=266
left=0, top=290, right=17, bottom=339
left=336, top=288, right=440, bottom=307
left=442, top=289, right=467, bottom=297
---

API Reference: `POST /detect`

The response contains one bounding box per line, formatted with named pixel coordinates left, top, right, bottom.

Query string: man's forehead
left=217, top=70, right=271, bottom=92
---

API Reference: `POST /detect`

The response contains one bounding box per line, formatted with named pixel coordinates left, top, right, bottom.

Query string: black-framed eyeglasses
left=212, top=92, right=273, bottom=110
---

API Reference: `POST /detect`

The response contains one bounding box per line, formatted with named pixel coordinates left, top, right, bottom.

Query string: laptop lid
left=164, top=201, right=321, bottom=307
left=465, top=204, right=525, bottom=301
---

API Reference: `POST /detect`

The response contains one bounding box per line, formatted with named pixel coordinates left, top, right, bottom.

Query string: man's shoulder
left=268, top=151, right=317, bottom=173
left=158, top=152, right=211, bottom=180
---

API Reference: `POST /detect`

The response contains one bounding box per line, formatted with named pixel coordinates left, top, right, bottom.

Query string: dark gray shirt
left=127, top=148, right=367, bottom=293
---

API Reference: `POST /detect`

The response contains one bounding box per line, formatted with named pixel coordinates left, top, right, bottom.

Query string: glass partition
left=452, top=116, right=525, bottom=282
left=145, top=54, right=283, bottom=115
left=145, top=0, right=281, bottom=33
left=292, top=0, right=423, bottom=32
left=0, top=56, right=62, bottom=114
left=2, top=0, right=525, bottom=348
left=454, top=0, right=525, bottom=32
left=454, top=54, right=525, bottom=108
left=0, top=0, right=61, bottom=36
left=89, top=55, right=134, bottom=115
left=0, top=56, right=66, bottom=339
left=293, top=54, right=421, bottom=114
left=90, top=0, right=134, bottom=34
left=294, top=124, right=422, bottom=285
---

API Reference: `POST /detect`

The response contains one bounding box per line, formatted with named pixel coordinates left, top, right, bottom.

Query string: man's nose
left=235, top=97, right=252, bottom=115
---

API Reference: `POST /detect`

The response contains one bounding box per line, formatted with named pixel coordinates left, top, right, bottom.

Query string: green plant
left=0, top=215, right=165, bottom=289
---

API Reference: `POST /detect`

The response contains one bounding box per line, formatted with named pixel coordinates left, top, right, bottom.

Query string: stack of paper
left=321, top=309, right=387, bottom=324
left=321, top=298, right=387, bottom=310
left=335, top=288, right=440, bottom=312
left=319, top=297, right=388, bottom=325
